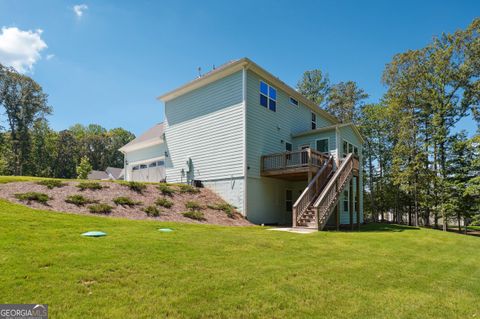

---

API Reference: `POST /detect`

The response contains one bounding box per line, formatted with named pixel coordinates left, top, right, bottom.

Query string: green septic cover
left=158, top=228, right=173, bottom=232
left=82, top=231, right=107, bottom=237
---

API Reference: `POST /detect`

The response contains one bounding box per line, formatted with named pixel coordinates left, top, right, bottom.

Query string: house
left=119, top=123, right=166, bottom=182
left=120, top=58, right=363, bottom=229
left=87, top=167, right=124, bottom=180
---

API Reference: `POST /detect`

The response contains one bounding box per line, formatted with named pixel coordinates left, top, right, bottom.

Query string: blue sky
left=0, top=0, right=478, bottom=136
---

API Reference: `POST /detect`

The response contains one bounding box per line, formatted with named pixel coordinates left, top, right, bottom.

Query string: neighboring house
left=119, top=123, right=166, bottom=182
left=120, top=58, right=364, bottom=229
left=87, top=167, right=124, bottom=180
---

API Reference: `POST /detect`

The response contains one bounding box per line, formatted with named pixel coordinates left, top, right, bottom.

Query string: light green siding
left=293, top=129, right=337, bottom=156
left=245, top=70, right=336, bottom=224
left=125, top=144, right=165, bottom=164
left=164, top=70, right=245, bottom=211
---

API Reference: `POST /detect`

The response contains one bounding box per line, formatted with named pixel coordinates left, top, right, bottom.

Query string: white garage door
left=130, top=160, right=165, bottom=182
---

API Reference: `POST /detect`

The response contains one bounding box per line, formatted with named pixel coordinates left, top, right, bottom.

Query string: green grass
left=0, top=201, right=479, bottom=318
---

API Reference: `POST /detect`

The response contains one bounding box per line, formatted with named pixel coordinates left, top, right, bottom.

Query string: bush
left=157, top=183, right=175, bottom=196
left=143, top=205, right=160, bottom=217
left=77, top=182, right=103, bottom=191
left=182, top=210, right=206, bottom=221
left=15, top=192, right=50, bottom=204
left=113, top=196, right=140, bottom=207
left=36, top=179, right=66, bottom=189
left=65, top=194, right=97, bottom=206
left=178, top=184, right=200, bottom=194
left=76, top=156, right=93, bottom=179
left=88, top=203, right=113, bottom=214
left=207, top=202, right=235, bottom=218
left=155, top=197, right=173, bottom=208
left=185, top=200, right=202, bottom=210
left=121, top=181, right=147, bottom=193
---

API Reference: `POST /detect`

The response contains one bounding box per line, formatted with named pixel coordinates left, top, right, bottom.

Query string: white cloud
left=0, top=27, right=47, bottom=73
left=46, top=54, right=55, bottom=60
left=73, top=4, right=88, bottom=18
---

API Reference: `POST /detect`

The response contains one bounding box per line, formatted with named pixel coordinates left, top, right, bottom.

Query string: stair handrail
left=292, top=155, right=334, bottom=227
left=313, top=153, right=355, bottom=229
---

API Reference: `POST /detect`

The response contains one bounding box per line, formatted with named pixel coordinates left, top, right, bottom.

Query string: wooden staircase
left=293, top=153, right=357, bottom=230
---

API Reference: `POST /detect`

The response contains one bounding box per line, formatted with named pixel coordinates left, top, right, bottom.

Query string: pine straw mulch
left=0, top=181, right=252, bottom=227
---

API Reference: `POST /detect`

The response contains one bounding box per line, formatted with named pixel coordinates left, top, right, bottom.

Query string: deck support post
left=356, top=175, right=360, bottom=231
left=349, top=178, right=354, bottom=231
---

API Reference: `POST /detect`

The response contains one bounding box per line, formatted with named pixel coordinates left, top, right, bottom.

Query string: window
left=286, top=190, right=293, bottom=212
left=316, top=139, right=329, bottom=153
left=157, top=160, right=165, bottom=166
left=140, top=164, right=147, bottom=169
left=343, top=190, right=349, bottom=212
left=132, top=166, right=139, bottom=171
left=311, top=112, right=317, bottom=130
left=260, top=81, right=277, bottom=112
left=285, top=142, right=292, bottom=152
left=289, top=97, right=298, bottom=107
left=149, top=162, right=157, bottom=167
left=343, top=140, right=359, bottom=157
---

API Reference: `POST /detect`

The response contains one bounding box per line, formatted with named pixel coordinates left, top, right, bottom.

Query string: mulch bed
left=0, top=181, right=252, bottom=227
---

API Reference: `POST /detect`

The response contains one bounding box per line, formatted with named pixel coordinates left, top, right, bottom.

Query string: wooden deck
left=260, top=149, right=330, bottom=180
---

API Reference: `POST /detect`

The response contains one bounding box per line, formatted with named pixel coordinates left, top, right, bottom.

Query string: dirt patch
left=0, top=181, right=252, bottom=227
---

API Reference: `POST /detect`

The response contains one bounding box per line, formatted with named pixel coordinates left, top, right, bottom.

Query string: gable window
left=343, top=140, right=359, bottom=158
left=260, top=81, right=276, bottom=112
left=286, top=189, right=293, bottom=212
left=316, top=138, right=329, bottom=153
left=311, top=112, right=317, bottom=130
left=289, top=97, right=298, bottom=107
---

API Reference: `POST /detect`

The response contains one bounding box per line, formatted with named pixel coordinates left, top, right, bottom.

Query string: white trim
left=119, top=138, right=164, bottom=153
left=299, top=144, right=310, bottom=150
left=158, top=58, right=339, bottom=124
left=315, top=137, right=329, bottom=153
left=242, top=66, right=248, bottom=217
left=128, top=156, right=165, bottom=167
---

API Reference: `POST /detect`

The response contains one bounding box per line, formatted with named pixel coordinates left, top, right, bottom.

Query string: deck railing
left=313, top=153, right=356, bottom=230
left=292, top=155, right=334, bottom=227
left=261, top=149, right=329, bottom=173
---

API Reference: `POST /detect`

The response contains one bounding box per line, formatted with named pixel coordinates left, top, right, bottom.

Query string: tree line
left=297, top=18, right=480, bottom=229
left=0, top=64, right=135, bottom=178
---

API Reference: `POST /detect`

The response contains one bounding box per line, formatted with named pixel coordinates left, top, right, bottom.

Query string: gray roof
left=120, top=123, right=164, bottom=151
left=87, top=170, right=110, bottom=180
left=106, top=167, right=123, bottom=179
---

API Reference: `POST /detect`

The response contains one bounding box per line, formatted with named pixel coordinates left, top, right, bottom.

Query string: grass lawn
left=1, top=199, right=479, bottom=318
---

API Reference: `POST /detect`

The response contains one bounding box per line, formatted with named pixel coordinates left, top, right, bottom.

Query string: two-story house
left=120, top=58, right=363, bottom=230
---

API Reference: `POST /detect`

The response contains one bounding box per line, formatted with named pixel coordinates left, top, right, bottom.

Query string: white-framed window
left=285, top=142, right=292, bottom=152
left=132, top=166, right=139, bottom=171
left=157, top=160, right=165, bottom=166
left=289, top=97, right=299, bottom=107
left=316, top=138, right=329, bottom=153
left=311, top=112, right=317, bottom=130
left=149, top=162, right=157, bottom=167
left=140, top=164, right=147, bottom=169
left=343, top=190, right=349, bottom=212
left=343, top=140, right=359, bottom=158
left=285, top=189, right=293, bottom=212
left=260, top=80, right=277, bottom=112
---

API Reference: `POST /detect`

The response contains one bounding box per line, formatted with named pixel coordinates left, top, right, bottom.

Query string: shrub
left=143, top=205, right=160, bottom=217
left=182, top=210, right=206, bottom=221
left=121, top=181, right=147, bottom=193
left=65, top=194, right=97, bottom=206
left=77, top=182, right=103, bottom=191
left=36, top=179, right=66, bottom=189
left=185, top=200, right=202, bottom=210
left=113, top=196, right=140, bottom=207
left=157, top=183, right=175, bottom=196
left=178, top=184, right=200, bottom=194
left=88, top=203, right=113, bottom=214
left=76, top=156, right=93, bottom=179
left=207, top=202, right=235, bottom=218
left=155, top=197, right=173, bottom=208
left=15, top=192, right=50, bottom=204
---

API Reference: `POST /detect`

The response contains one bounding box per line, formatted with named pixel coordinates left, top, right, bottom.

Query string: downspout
left=242, top=66, right=248, bottom=217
